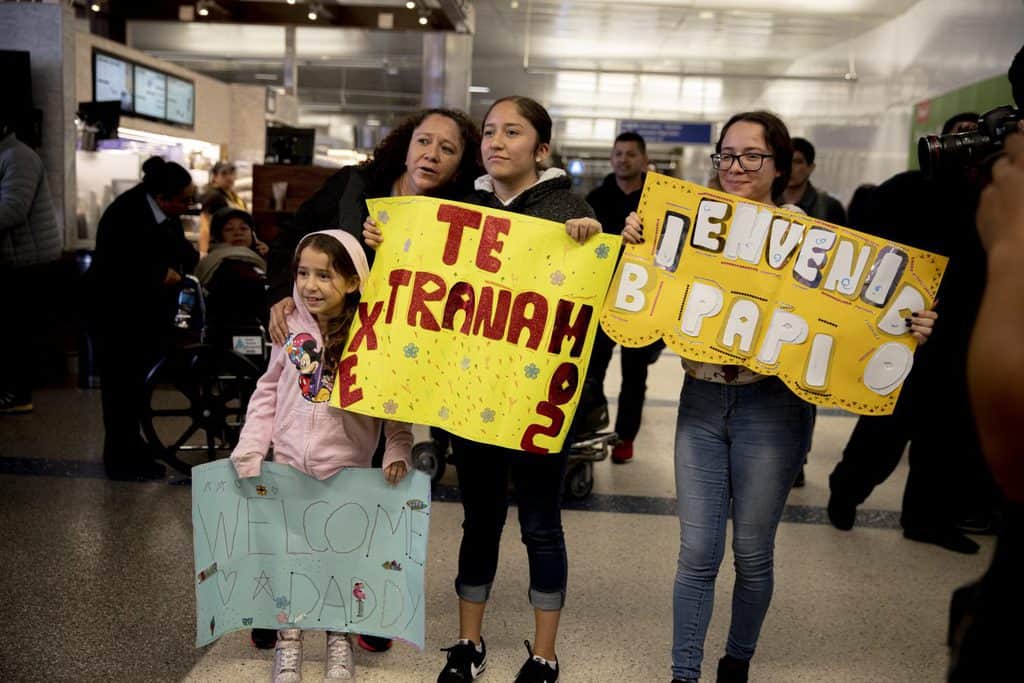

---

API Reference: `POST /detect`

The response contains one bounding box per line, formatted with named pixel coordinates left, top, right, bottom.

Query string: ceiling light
left=699, top=10, right=714, bottom=20
left=286, top=0, right=296, bottom=4
left=307, top=2, right=332, bottom=21
left=196, top=1, right=227, bottom=18
left=90, top=2, right=101, bottom=12
left=468, top=85, right=491, bottom=94
left=418, top=15, right=428, bottom=25
left=405, top=1, right=415, bottom=9
left=510, top=1, right=520, bottom=8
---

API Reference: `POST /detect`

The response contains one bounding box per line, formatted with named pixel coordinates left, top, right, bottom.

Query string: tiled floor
left=0, top=350, right=992, bottom=682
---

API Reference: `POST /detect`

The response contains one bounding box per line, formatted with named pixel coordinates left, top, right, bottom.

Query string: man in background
left=584, top=132, right=664, bottom=463
left=826, top=110, right=991, bottom=553
left=778, top=137, right=847, bottom=225
left=0, top=110, right=61, bottom=414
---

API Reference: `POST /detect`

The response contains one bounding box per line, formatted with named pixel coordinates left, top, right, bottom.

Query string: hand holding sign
left=601, top=174, right=948, bottom=415
left=329, top=196, right=619, bottom=453
left=192, top=462, right=431, bottom=649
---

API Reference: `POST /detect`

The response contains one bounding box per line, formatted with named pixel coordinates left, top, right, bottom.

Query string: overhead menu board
left=166, top=75, right=195, bottom=126
left=134, top=65, right=167, bottom=120
left=91, top=49, right=196, bottom=129
left=93, top=52, right=133, bottom=112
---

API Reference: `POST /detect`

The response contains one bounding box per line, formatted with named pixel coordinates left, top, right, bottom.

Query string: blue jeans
left=671, top=376, right=813, bottom=680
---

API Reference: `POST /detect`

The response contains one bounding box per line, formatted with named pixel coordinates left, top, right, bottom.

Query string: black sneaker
left=437, top=637, right=486, bottom=682
left=0, top=391, right=32, bottom=415
left=717, top=654, right=750, bottom=682
left=251, top=627, right=277, bottom=650
left=903, top=526, right=980, bottom=555
left=827, top=492, right=857, bottom=531
left=514, top=640, right=558, bottom=683
left=791, top=465, right=806, bottom=488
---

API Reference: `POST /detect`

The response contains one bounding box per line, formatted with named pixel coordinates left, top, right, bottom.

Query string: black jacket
left=585, top=173, right=644, bottom=235
left=777, top=181, right=847, bottom=226
left=462, top=173, right=596, bottom=223
left=269, top=166, right=387, bottom=304
left=87, top=183, right=198, bottom=331
left=850, top=170, right=984, bottom=387
left=271, top=165, right=477, bottom=304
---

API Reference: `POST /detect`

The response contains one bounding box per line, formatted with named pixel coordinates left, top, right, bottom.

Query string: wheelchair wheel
left=411, top=440, right=447, bottom=484
left=565, top=461, right=594, bottom=500
left=141, top=344, right=262, bottom=475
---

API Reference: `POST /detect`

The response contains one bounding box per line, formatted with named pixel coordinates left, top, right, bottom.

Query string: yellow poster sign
left=330, top=196, right=619, bottom=453
left=600, top=174, right=948, bottom=415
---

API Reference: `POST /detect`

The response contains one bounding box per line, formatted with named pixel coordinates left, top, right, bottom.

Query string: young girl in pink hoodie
left=231, top=229, right=412, bottom=683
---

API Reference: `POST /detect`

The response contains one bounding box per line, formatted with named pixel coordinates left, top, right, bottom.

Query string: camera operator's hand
left=977, top=131, right=1024, bottom=252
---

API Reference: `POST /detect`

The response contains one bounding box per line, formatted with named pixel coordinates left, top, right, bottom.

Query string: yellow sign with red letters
left=330, top=196, right=619, bottom=453
left=599, top=173, right=948, bottom=415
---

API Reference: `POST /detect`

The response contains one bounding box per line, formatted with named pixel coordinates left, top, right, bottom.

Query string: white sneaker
left=273, top=629, right=303, bottom=683
left=324, top=631, right=356, bottom=680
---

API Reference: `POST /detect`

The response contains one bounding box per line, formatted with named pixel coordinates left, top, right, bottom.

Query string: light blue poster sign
left=192, top=461, right=431, bottom=649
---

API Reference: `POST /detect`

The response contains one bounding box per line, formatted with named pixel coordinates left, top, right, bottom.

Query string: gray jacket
left=0, top=132, right=61, bottom=268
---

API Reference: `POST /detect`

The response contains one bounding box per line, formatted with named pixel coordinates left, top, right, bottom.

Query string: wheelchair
left=141, top=274, right=269, bottom=475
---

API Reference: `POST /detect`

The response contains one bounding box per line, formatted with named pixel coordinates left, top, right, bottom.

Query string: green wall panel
left=908, top=74, right=1013, bottom=169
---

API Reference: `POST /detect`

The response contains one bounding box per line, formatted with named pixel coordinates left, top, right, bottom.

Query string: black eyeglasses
left=710, top=153, right=774, bottom=172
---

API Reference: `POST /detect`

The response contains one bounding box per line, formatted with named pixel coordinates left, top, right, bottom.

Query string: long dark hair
left=366, top=108, right=482, bottom=197
left=716, top=111, right=793, bottom=199
left=291, top=233, right=361, bottom=377
left=141, top=156, right=193, bottom=200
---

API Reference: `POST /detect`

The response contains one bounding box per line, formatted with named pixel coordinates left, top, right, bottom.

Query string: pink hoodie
left=231, top=230, right=412, bottom=480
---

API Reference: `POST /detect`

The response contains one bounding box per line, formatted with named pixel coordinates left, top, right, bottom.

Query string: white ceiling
left=128, top=0, right=926, bottom=124
left=467, top=0, right=920, bottom=120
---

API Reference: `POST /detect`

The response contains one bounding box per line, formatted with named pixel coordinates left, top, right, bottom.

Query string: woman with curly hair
left=267, top=108, right=482, bottom=343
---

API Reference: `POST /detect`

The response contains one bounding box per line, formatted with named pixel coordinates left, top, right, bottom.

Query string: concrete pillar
left=283, top=25, right=298, bottom=97
left=421, top=33, right=472, bottom=111
left=0, top=2, right=76, bottom=247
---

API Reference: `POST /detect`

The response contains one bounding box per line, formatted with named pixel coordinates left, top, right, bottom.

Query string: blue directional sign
left=618, top=120, right=713, bottom=144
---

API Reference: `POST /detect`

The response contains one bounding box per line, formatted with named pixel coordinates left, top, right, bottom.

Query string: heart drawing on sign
left=217, top=571, right=238, bottom=605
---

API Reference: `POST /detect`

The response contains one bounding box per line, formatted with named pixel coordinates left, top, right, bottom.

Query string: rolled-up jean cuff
left=455, top=580, right=491, bottom=604
left=529, top=587, right=565, bottom=610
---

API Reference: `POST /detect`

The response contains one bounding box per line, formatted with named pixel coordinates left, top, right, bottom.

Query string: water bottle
left=175, top=281, right=197, bottom=329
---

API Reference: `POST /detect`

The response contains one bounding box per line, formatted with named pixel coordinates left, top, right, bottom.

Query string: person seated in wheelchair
left=193, top=207, right=269, bottom=333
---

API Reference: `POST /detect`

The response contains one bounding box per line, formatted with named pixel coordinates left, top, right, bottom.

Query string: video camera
left=918, top=105, right=1022, bottom=176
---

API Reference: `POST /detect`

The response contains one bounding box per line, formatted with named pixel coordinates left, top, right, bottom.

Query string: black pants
left=587, top=326, right=665, bottom=442
left=92, top=325, right=167, bottom=469
left=829, top=372, right=986, bottom=530
left=948, top=503, right=1024, bottom=681
left=451, top=435, right=568, bottom=610
left=0, top=261, right=64, bottom=400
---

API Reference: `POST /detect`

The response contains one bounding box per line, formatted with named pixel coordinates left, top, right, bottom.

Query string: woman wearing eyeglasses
left=623, top=111, right=933, bottom=683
